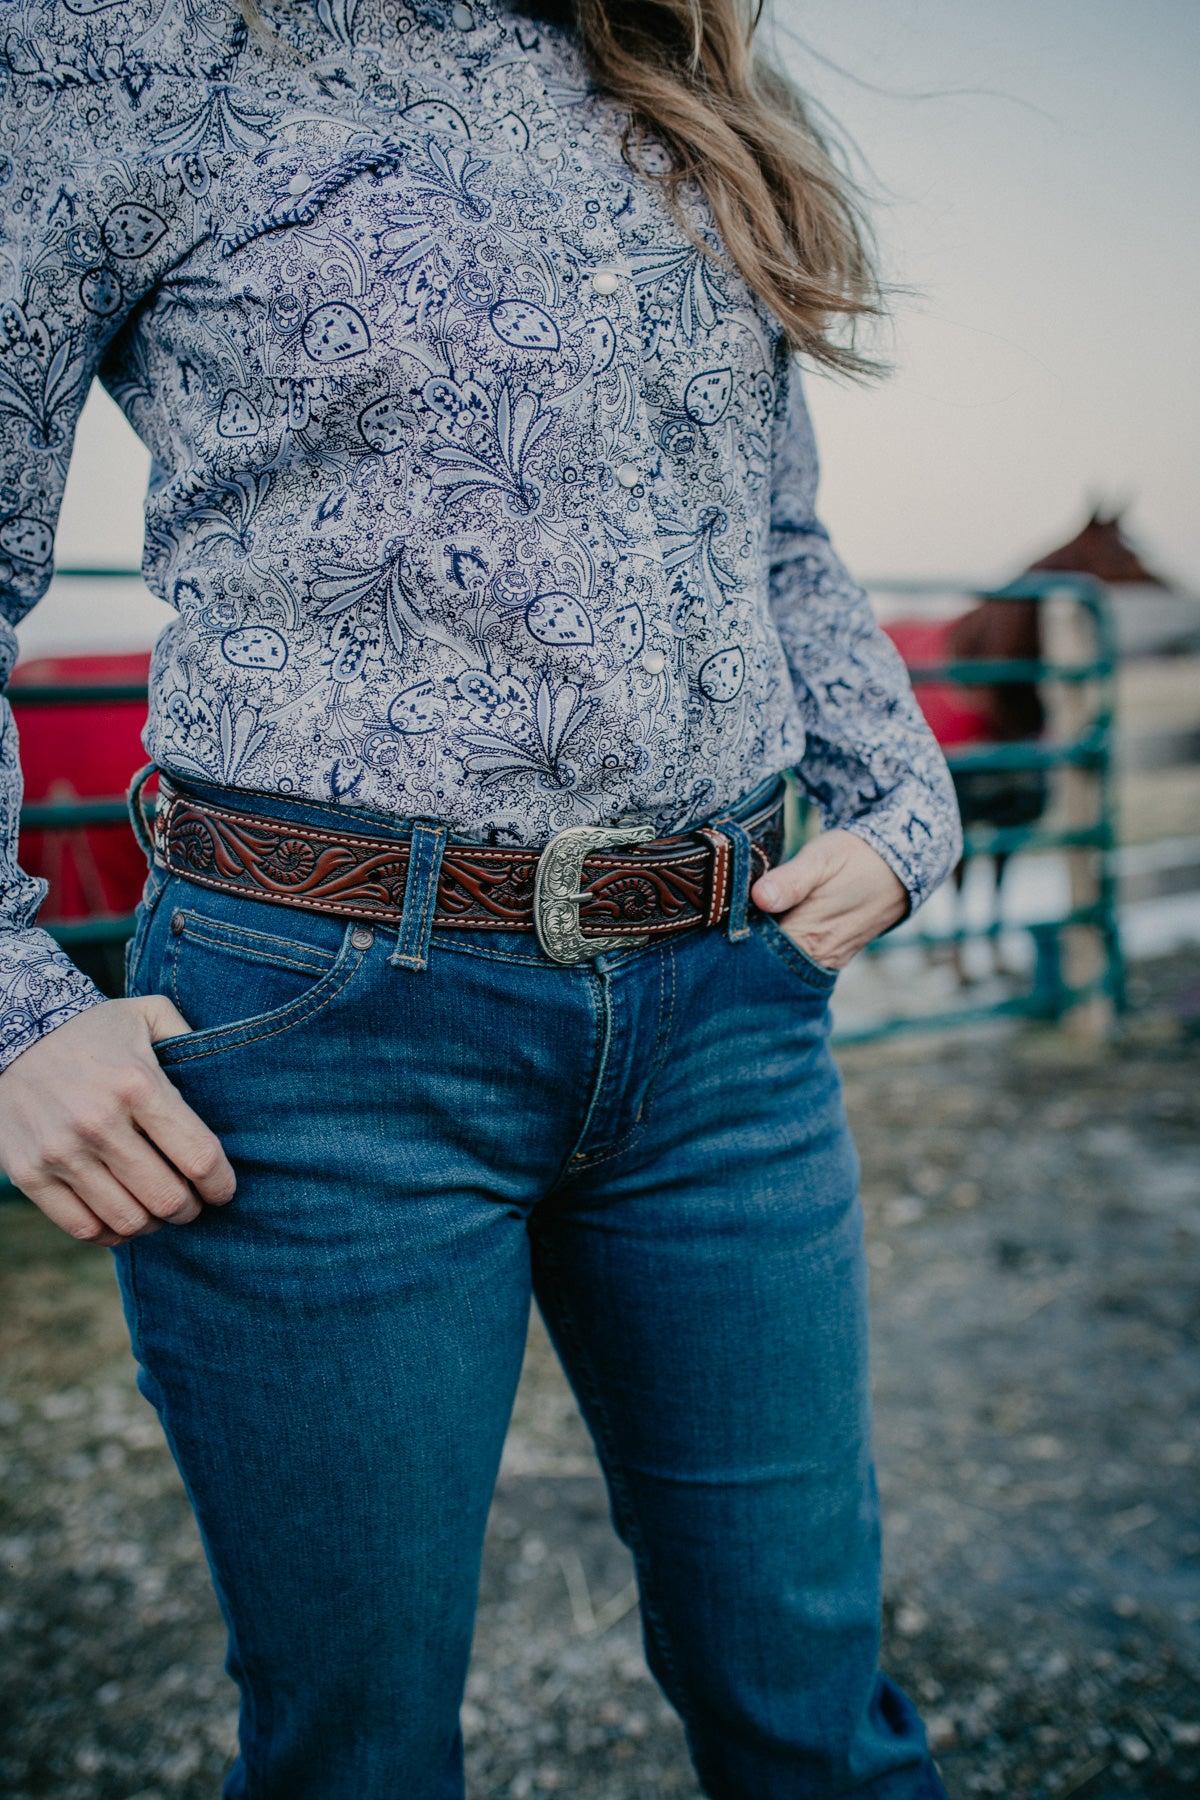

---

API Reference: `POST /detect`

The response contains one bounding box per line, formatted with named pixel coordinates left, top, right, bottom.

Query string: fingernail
left=755, top=879, right=778, bottom=908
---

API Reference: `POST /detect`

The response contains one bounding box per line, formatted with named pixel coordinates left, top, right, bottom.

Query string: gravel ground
left=2, top=951, right=1198, bottom=1800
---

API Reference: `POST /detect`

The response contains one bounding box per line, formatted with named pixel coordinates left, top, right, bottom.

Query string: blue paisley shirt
left=0, top=0, right=960, bottom=1072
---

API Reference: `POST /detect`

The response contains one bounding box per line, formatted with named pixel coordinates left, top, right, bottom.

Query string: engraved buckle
left=533, top=822, right=656, bottom=965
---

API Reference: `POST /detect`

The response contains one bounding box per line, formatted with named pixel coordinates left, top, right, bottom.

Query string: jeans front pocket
left=148, top=889, right=374, bottom=1065
left=750, top=913, right=840, bottom=993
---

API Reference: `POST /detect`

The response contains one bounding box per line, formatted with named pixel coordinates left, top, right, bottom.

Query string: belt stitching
left=159, top=798, right=780, bottom=865
left=156, top=790, right=783, bottom=931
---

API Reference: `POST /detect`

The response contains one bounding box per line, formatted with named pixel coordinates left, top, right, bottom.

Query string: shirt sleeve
left=767, top=351, right=962, bottom=912
left=0, top=89, right=141, bottom=1072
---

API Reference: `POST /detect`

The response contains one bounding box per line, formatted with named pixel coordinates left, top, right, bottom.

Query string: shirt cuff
left=837, top=785, right=964, bottom=918
left=0, top=929, right=107, bottom=1076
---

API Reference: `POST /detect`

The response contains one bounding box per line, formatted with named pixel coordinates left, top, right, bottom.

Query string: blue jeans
left=115, top=779, right=947, bottom=1800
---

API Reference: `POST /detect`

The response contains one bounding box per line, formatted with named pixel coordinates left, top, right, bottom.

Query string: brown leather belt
left=151, top=777, right=786, bottom=965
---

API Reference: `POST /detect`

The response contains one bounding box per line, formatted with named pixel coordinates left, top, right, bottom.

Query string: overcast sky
left=50, top=0, right=1199, bottom=614
left=782, top=0, right=1199, bottom=587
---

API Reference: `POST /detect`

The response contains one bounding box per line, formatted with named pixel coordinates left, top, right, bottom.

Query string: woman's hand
left=0, top=998, right=235, bottom=1247
left=750, top=829, right=909, bottom=971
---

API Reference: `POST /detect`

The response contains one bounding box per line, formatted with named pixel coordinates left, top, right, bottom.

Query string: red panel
left=883, top=618, right=995, bottom=749
left=9, top=653, right=154, bottom=922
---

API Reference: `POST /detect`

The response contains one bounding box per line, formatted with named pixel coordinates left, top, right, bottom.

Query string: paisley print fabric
left=0, top=0, right=960, bottom=1072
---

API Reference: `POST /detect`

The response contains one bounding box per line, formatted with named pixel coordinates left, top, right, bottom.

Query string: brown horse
left=958, top=499, right=1171, bottom=752
left=1026, top=503, right=1191, bottom=658
left=1026, top=503, right=1168, bottom=587
left=884, top=596, right=1045, bottom=978
left=891, top=502, right=1170, bottom=978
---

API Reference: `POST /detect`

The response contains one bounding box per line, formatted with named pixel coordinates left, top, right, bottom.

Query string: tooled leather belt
left=151, top=777, right=786, bottom=965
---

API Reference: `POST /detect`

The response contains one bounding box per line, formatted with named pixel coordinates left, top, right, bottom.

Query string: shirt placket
left=468, top=16, right=684, bottom=771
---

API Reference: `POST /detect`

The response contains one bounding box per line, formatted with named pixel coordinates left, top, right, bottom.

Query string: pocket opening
left=751, top=913, right=839, bottom=990
left=154, top=918, right=371, bottom=1066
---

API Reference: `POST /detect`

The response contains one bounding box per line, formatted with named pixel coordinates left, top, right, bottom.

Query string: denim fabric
left=113, top=790, right=947, bottom=1800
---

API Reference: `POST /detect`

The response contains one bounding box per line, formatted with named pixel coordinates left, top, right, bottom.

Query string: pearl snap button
left=615, top=462, right=640, bottom=489
left=590, top=270, right=619, bottom=295
left=640, top=648, right=666, bottom=674
left=536, top=141, right=558, bottom=162
left=287, top=171, right=312, bottom=196
left=450, top=2, right=474, bottom=27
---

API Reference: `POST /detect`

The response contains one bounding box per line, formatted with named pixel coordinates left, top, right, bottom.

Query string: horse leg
left=991, top=851, right=1010, bottom=977
left=951, top=857, right=970, bottom=985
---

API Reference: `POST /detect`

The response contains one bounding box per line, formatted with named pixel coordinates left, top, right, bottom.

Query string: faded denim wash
left=114, top=780, right=948, bottom=1800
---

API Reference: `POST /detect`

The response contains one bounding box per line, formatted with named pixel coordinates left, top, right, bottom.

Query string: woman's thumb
left=751, top=836, right=829, bottom=914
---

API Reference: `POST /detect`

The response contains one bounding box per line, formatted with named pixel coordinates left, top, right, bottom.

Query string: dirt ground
left=1, top=951, right=1198, bottom=1800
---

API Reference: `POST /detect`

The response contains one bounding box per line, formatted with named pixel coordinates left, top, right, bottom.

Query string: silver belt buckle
left=533, top=822, right=656, bottom=965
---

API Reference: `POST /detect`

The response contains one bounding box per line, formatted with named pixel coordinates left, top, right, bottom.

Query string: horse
left=885, top=596, right=1044, bottom=980
left=885, top=502, right=1174, bottom=980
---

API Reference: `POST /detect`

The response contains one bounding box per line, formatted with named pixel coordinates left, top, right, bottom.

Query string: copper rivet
left=169, top=910, right=185, bottom=935
left=351, top=925, right=374, bottom=950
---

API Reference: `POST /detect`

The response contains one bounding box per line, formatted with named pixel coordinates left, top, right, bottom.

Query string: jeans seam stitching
left=174, top=909, right=338, bottom=963
left=176, top=926, right=335, bottom=977
left=530, top=1233, right=700, bottom=1741
left=120, top=1310, right=272, bottom=1794
left=425, top=937, right=550, bottom=970
left=165, top=934, right=185, bottom=1014
left=123, top=1240, right=145, bottom=1347
left=124, top=874, right=168, bottom=994
left=546, top=969, right=610, bottom=1187
left=569, top=946, right=676, bottom=1172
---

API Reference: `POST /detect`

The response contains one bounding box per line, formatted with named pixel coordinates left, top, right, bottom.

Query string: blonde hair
left=575, top=0, right=886, bottom=375
left=237, top=0, right=888, bottom=377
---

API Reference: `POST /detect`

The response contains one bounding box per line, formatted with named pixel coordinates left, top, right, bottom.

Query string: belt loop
left=389, top=822, right=448, bottom=972
left=696, top=826, right=731, bottom=928
left=126, top=762, right=159, bottom=861
left=712, top=815, right=753, bottom=942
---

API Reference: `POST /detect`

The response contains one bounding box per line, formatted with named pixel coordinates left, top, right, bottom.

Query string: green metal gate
left=829, top=571, right=1121, bottom=1043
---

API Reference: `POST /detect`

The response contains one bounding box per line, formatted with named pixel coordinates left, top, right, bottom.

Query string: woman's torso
left=4, top=0, right=812, bottom=842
